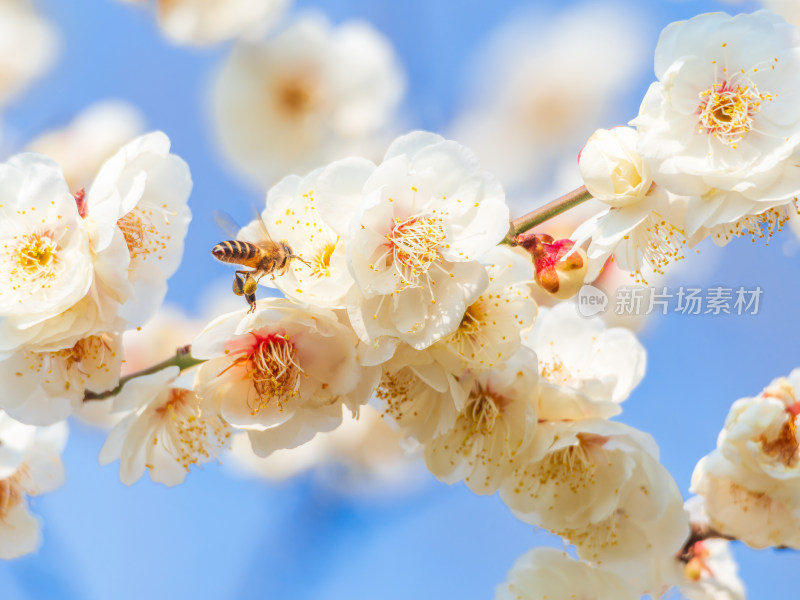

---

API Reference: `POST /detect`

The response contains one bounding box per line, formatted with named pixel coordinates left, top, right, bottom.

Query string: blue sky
left=3, top=0, right=798, bottom=598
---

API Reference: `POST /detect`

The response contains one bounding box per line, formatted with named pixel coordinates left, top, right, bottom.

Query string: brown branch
left=503, top=185, right=593, bottom=244
left=83, top=344, right=205, bottom=402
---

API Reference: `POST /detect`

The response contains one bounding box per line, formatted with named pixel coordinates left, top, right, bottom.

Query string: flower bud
left=578, top=126, right=651, bottom=207
left=516, top=233, right=588, bottom=299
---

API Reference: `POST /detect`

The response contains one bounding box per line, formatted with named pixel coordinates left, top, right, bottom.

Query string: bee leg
left=243, top=273, right=258, bottom=296
left=245, top=292, right=257, bottom=313
left=232, top=272, right=246, bottom=296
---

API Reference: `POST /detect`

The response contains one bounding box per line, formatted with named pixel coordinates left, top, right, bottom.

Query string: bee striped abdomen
left=212, top=240, right=259, bottom=264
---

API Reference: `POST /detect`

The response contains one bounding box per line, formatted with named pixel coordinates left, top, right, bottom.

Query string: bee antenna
left=292, top=254, right=313, bottom=267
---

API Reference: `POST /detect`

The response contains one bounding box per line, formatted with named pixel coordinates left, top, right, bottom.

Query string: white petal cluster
left=99, top=367, right=231, bottom=486
left=157, top=0, right=288, bottom=45
left=0, top=155, right=94, bottom=331
left=524, top=303, right=646, bottom=419
left=575, top=11, right=800, bottom=282
left=0, top=333, right=122, bottom=425
left=239, top=157, right=370, bottom=308
left=634, top=12, right=800, bottom=199
left=192, top=300, right=379, bottom=457
left=0, top=132, right=192, bottom=424
left=183, top=129, right=690, bottom=595
left=346, top=132, right=510, bottom=357
left=678, top=539, right=746, bottom=600
left=657, top=497, right=746, bottom=600
left=691, top=368, right=800, bottom=548
left=87, top=131, right=192, bottom=326
left=495, top=547, right=639, bottom=600
left=579, top=127, right=652, bottom=209
left=424, top=350, right=539, bottom=494
left=573, top=127, right=688, bottom=280
left=0, top=0, right=56, bottom=108
left=212, top=14, right=404, bottom=187
left=501, top=420, right=689, bottom=591
left=0, top=411, right=67, bottom=559
left=763, top=1, right=800, bottom=30
left=430, top=246, right=536, bottom=371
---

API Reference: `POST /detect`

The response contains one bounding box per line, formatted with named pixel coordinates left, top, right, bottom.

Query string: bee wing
left=252, top=206, right=276, bottom=244
left=213, top=210, right=244, bottom=239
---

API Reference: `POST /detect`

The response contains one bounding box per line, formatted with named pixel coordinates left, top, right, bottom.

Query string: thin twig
left=83, top=344, right=205, bottom=402
left=503, top=185, right=593, bottom=244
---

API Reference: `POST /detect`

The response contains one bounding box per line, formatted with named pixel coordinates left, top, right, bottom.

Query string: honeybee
left=212, top=212, right=310, bottom=312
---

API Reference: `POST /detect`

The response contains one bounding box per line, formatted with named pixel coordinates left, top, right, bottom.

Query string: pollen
left=697, top=80, right=771, bottom=144
left=384, top=213, right=446, bottom=288
left=712, top=201, right=798, bottom=245
left=7, top=232, right=59, bottom=292
left=154, top=388, right=231, bottom=472
left=537, top=441, right=596, bottom=492
left=273, top=74, right=317, bottom=118
left=21, top=334, right=114, bottom=391
left=309, top=239, right=337, bottom=278
left=376, top=369, right=415, bottom=422
left=447, top=299, right=495, bottom=366
left=464, top=384, right=504, bottom=437
left=232, top=332, right=303, bottom=414
left=118, top=206, right=167, bottom=262
left=539, top=356, right=573, bottom=386
left=625, top=212, right=686, bottom=281
left=760, top=413, right=799, bottom=468
left=0, top=470, right=25, bottom=520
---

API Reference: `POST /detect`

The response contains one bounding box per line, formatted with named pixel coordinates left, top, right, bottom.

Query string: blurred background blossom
left=2, top=0, right=799, bottom=599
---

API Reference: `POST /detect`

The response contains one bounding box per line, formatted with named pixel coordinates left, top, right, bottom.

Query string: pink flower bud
left=516, top=233, right=588, bottom=299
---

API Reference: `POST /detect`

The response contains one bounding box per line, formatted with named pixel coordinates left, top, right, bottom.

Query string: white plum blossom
left=373, top=344, right=467, bottom=445
left=692, top=450, right=800, bottom=549
left=718, top=370, right=800, bottom=483
left=239, top=157, right=374, bottom=308
left=579, top=127, right=653, bottom=208
left=632, top=11, right=800, bottom=239
left=0, top=0, right=56, bottom=108
left=694, top=197, right=799, bottom=247
left=501, top=420, right=658, bottom=530
left=657, top=497, right=746, bottom=600
left=212, top=14, right=404, bottom=186
left=85, top=131, right=192, bottom=327
left=27, top=100, right=146, bottom=191
left=501, top=419, right=689, bottom=592
left=99, top=367, right=231, bottom=486
left=424, top=349, right=539, bottom=494
left=523, top=302, right=646, bottom=420
left=346, top=131, right=510, bottom=359
left=430, top=245, right=536, bottom=371
left=192, top=300, right=378, bottom=457
left=0, top=132, right=191, bottom=356
left=0, top=154, right=94, bottom=348
left=762, top=1, right=800, bottom=30
left=149, top=0, right=289, bottom=46
left=495, top=547, right=639, bottom=600
left=0, top=333, right=122, bottom=425
left=0, top=411, right=67, bottom=559
left=691, top=368, right=800, bottom=549
left=575, top=187, right=689, bottom=281
left=678, top=538, right=746, bottom=600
